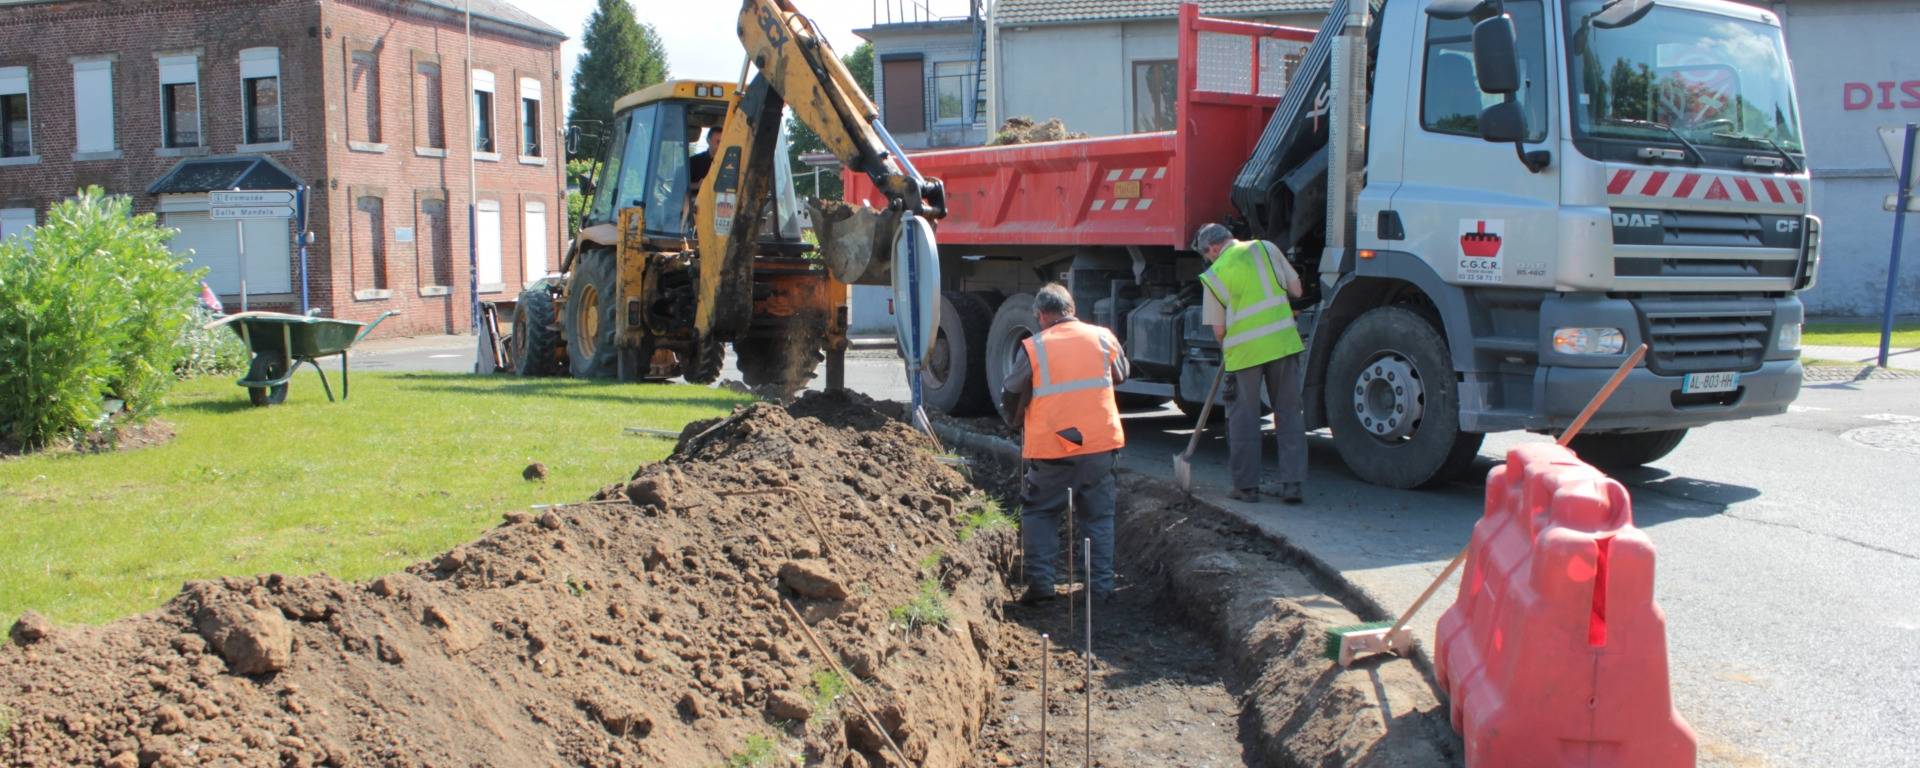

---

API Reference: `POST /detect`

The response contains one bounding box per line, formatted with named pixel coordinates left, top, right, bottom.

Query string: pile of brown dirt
left=988, top=117, right=1088, bottom=146
left=0, top=391, right=1014, bottom=768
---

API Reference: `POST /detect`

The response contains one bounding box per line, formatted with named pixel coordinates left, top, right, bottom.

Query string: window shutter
left=73, top=61, right=114, bottom=152
left=0, top=67, right=26, bottom=95
left=158, top=55, right=197, bottom=85
left=239, top=48, right=279, bottom=79
left=473, top=69, right=495, bottom=93
left=519, top=77, right=540, bottom=101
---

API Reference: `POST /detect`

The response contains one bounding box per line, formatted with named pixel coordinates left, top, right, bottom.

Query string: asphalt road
left=355, top=336, right=1918, bottom=766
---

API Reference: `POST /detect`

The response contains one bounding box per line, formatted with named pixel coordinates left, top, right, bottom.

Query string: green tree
left=568, top=0, right=668, bottom=161
left=786, top=42, right=875, bottom=202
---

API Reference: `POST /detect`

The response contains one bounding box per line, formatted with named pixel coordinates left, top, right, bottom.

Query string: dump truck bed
left=845, top=7, right=1313, bottom=251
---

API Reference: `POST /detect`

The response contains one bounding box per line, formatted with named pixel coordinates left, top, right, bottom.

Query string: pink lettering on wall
left=1843, top=80, right=1920, bottom=111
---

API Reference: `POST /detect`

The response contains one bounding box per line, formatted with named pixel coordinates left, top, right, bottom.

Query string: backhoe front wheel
left=1324, top=306, right=1483, bottom=488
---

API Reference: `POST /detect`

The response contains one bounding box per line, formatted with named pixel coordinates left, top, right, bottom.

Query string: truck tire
left=985, top=293, right=1039, bottom=422
left=565, top=247, right=619, bottom=379
left=1117, top=393, right=1173, bottom=411
left=1568, top=429, right=1687, bottom=471
left=923, top=291, right=995, bottom=416
left=1324, top=306, right=1483, bottom=488
left=510, top=288, right=561, bottom=377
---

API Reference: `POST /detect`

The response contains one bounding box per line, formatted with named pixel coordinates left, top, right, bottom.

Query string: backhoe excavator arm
left=693, top=0, right=945, bottom=341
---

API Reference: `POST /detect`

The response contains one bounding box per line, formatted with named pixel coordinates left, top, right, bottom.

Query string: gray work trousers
left=1019, top=450, right=1117, bottom=595
left=1225, top=353, right=1307, bottom=491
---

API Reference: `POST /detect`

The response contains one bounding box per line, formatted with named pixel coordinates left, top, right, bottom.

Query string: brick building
left=0, top=0, right=566, bottom=335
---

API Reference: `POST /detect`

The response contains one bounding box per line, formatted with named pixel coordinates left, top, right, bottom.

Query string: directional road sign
left=210, top=190, right=296, bottom=207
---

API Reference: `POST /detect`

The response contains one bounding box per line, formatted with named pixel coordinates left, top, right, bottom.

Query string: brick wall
left=320, top=0, right=565, bottom=336
left=0, top=0, right=566, bottom=337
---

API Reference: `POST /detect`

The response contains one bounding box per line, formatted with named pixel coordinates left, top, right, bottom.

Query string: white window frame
left=70, top=57, right=117, bottom=159
left=238, top=47, right=285, bottom=150
left=472, top=69, right=498, bottom=161
left=517, top=76, right=543, bottom=164
left=0, top=66, right=35, bottom=164
left=157, top=53, right=202, bottom=150
left=933, top=61, right=968, bottom=126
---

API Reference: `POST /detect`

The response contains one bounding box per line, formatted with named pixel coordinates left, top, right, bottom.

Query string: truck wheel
left=510, top=289, right=561, bottom=377
left=1324, top=306, right=1483, bottom=488
left=1117, top=394, right=1172, bottom=411
left=923, top=291, right=995, bottom=416
left=985, top=293, right=1039, bottom=422
left=565, top=247, right=619, bottom=379
left=1569, top=429, right=1687, bottom=471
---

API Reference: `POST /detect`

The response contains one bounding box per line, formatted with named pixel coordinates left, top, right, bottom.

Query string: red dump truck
left=848, top=0, right=1815, bottom=488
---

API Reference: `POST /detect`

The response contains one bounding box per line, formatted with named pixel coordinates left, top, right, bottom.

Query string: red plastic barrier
left=1435, top=443, right=1696, bottom=767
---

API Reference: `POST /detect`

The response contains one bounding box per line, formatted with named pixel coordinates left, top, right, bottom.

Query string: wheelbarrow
left=204, top=311, right=397, bottom=406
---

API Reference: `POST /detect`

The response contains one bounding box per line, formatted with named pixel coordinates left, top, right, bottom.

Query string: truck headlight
left=1778, top=322, right=1802, bottom=352
left=1553, top=327, right=1626, bottom=355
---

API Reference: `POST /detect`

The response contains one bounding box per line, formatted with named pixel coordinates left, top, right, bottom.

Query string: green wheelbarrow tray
left=204, top=310, right=397, bottom=406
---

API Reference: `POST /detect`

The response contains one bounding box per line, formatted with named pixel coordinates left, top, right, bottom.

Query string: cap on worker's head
left=1191, top=223, right=1233, bottom=252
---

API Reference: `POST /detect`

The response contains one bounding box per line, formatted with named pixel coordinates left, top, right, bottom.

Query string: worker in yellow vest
left=1000, top=284, right=1130, bottom=604
left=1192, top=223, right=1307, bottom=504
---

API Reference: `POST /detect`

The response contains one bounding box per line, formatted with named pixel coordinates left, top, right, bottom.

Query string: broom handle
left=1386, top=344, right=1647, bottom=636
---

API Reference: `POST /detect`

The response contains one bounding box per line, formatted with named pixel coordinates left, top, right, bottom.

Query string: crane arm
left=693, top=0, right=945, bottom=340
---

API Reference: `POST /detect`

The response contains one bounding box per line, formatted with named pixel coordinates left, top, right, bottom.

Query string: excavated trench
left=0, top=392, right=1457, bottom=767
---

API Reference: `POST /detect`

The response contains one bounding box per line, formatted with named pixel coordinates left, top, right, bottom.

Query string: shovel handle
left=1181, top=364, right=1229, bottom=457
left=1557, top=343, right=1647, bottom=446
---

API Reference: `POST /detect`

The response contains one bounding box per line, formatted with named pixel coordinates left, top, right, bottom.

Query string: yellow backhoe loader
left=508, top=0, right=943, bottom=391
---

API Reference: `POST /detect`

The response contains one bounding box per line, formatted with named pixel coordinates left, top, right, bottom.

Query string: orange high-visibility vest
left=1021, top=320, right=1126, bottom=460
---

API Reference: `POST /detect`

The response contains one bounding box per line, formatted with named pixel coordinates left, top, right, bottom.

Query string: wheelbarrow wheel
left=246, top=356, right=289, bottom=407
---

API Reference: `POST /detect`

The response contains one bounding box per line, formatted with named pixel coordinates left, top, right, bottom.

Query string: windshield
left=1566, top=2, right=1802, bottom=158
left=587, top=102, right=691, bottom=239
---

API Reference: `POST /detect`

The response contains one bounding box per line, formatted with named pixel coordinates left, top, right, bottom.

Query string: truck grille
left=1642, top=308, right=1771, bottom=375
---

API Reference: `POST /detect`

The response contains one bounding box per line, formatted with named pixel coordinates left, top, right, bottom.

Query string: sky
left=516, top=1, right=966, bottom=113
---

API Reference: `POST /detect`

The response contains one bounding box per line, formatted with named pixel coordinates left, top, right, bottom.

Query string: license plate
left=1683, top=371, right=1739, bottom=394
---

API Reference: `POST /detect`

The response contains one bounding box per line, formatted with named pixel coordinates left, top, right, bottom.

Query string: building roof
left=147, top=156, right=304, bottom=195
left=995, top=0, right=1330, bottom=26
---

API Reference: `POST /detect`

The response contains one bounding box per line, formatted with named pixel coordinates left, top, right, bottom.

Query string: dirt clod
left=191, top=600, right=292, bottom=675
left=767, top=689, right=813, bottom=722
left=523, top=462, right=548, bottom=481
left=9, top=610, right=51, bottom=646
left=778, top=559, right=851, bottom=600
left=538, top=509, right=563, bottom=530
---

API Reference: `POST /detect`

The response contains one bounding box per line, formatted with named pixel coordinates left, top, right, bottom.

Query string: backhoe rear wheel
left=566, top=247, right=619, bottom=379
left=510, top=288, right=561, bottom=377
left=1324, top=306, right=1483, bottom=488
left=685, top=333, right=726, bottom=385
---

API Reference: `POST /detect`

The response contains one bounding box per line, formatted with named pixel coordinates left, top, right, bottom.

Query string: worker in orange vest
left=1000, top=283, right=1131, bottom=605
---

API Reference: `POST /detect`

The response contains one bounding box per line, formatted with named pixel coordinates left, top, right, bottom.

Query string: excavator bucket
left=811, top=198, right=898, bottom=286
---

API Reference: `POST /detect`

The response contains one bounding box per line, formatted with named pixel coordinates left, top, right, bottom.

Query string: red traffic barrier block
left=1435, top=443, right=1696, bottom=767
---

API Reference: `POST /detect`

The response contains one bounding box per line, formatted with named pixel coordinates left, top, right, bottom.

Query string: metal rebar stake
left=1066, top=487, right=1075, bottom=632
left=1083, top=536, right=1093, bottom=768
left=1040, top=632, right=1050, bottom=768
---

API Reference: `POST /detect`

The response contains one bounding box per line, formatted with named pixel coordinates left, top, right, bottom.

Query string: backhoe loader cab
left=511, top=78, right=845, bottom=389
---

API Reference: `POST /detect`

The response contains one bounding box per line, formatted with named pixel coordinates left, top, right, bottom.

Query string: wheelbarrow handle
left=355, top=310, right=399, bottom=344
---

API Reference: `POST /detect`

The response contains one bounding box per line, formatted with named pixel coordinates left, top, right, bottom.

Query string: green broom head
left=1320, top=620, right=1395, bottom=662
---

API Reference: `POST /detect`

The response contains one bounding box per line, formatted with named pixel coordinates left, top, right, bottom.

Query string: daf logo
left=1612, top=212, right=1661, bottom=228
left=1777, top=219, right=1801, bottom=234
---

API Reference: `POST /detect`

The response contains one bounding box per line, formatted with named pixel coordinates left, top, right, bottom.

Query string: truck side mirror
left=1471, top=15, right=1520, bottom=95
left=565, top=126, right=582, bottom=156
left=1479, top=101, right=1527, bottom=143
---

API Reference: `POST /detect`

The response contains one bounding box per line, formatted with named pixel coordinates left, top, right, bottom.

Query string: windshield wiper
left=1602, top=117, right=1705, bottom=165
left=1712, top=131, right=1802, bottom=174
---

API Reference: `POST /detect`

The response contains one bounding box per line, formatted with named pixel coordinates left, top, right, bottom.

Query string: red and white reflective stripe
left=1606, top=169, right=1805, bottom=204
left=1090, top=166, right=1169, bottom=212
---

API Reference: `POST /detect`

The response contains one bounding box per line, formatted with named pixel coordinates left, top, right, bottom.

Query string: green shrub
left=173, top=305, right=249, bottom=378
left=889, top=579, right=952, bottom=631
left=958, top=498, right=1016, bottom=542
left=724, top=734, right=786, bottom=768
left=0, top=188, right=202, bottom=448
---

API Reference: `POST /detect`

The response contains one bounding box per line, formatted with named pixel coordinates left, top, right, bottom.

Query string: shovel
left=1173, top=364, right=1228, bottom=493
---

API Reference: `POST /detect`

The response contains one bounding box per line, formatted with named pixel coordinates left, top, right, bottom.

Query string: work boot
left=1228, top=488, right=1259, bottom=503
left=1016, top=586, right=1058, bottom=606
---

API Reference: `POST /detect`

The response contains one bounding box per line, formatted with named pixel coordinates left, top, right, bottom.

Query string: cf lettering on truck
left=845, top=0, right=1815, bottom=488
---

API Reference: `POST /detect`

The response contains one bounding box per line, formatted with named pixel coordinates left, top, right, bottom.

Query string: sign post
left=209, top=190, right=297, bottom=314
left=1878, top=124, right=1918, bottom=368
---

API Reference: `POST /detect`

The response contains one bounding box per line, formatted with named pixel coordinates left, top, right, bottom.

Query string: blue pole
left=1881, top=123, right=1917, bottom=369
left=296, top=185, right=310, bottom=315
left=906, top=213, right=925, bottom=422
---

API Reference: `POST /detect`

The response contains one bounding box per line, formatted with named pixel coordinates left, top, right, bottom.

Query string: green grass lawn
left=1803, top=320, right=1920, bottom=348
left=0, top=371, right=748, bottom=624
